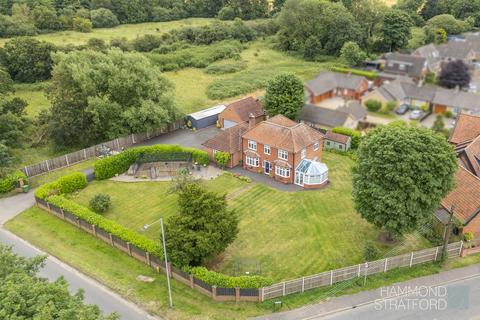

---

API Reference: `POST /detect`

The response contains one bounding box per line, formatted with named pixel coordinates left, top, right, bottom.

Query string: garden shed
left=186, top=104, right=226, bottom=130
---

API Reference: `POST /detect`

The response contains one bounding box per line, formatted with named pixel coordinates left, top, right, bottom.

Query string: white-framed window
left=278, top=149, right=288, bottom=160
left=264, top=144, right=271, bottom=155
left=275, top=166, right=290, bottom=178
left=301, top=148, right=306, bottom=159
left=246, top=156, right=259, bottom=167
left=248, top=140, right=257, bottom=151
left=314, top=143, right=319, bottom=151
left=399, top=63, right=406, bottom=70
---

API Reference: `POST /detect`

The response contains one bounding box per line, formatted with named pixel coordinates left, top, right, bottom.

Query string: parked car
left=409, top=110, right=423, bottom=120
left=395, top=104, right=409, bottom=115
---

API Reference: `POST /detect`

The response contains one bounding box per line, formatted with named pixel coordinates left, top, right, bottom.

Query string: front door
left=295, top=172, right=304, bottom=186
left=264, top=161, right=270, bottom=174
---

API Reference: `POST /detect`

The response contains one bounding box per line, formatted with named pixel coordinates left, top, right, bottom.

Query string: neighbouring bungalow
left=436, top=165, right=480, bottom=237
left=202, top=122, right=249, bottom=168
left=414, top=41, right=476, bottom=73
left=218, top=97, right=265, bottom=129
left=242, top=115, right=328, bottom=188
left=383, top=52, right=428, bottom=80
left=324, top=131, right=351, bottom=152
left=185, top=104, right=226, bottom=130
left=305, top=71, right=369, bottom=104
left=298, top=101, right=367, bottom=130
left=431, top=87, right=480, bottom=115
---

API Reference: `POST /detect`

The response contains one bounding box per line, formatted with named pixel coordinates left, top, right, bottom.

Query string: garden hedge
left=330, top=66, right=378, bottom=80
left=190, top=267, right=273, bottom=289
left=35, top=172, right=87, bottom=199
left=94, top=144, right=209, bottom=180
left=0, top=170, right=27, bottom=194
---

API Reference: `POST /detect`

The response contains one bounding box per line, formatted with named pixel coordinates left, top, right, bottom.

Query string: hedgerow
left=35, top=172, right=87, bottom=199
left=190, top=267, right=272, bottom=288
left=330, top=66, right=378, bottom=80
left=94, top=145, right=209, bottom=180
left=0, top=170, right=27, bottom=194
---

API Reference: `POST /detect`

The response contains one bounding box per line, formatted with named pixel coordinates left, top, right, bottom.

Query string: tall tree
left=381, top=9, right=413, bottom=51
left=340, top=41, right=367, bottom=66
left=352, top=124, right=457, bottom=239
left=166, top=183, right=239, bottom=267
left=349, top=0, right=387, bottom=47
left=47, top=49, right=178, bottom=147
left=438, top=60, right=471, bottom=89
left=264, top=73, right=304, bottom=120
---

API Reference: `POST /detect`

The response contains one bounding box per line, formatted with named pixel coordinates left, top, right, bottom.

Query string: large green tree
left=0, top=37, right=55, bottom=82
left=47, top=49, right=178, bottom=147
left=0, top=244, right=117, bottom=319
left=166, top=183, right=238, bottom=267
left=277, top=0, right=361, bottom=56
left=381, top=9, right=413, bottom=52
left=264, top=73, right=304, bottom=120
left=352, top=124, right=457, bottom=238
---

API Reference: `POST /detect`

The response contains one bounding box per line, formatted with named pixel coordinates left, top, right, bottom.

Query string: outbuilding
left=185, top=104, right=226, bottom=130
left=324, top=131, right=351, bottom=152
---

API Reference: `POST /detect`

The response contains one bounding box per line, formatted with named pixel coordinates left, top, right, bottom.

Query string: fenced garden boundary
left=35, top=195, right=463, bottom=303
left=22, top=120, right=184, bottom=178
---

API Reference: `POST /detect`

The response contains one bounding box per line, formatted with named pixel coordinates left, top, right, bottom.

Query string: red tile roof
left=449, top=113, right=480, bottom=145
left=242, top=115, right=324, bottom=153
left=462, top=135, right=480, bottom=176
left=202, top=123, right=248, bottom=154
left=220, top=97, right=264, bottom=123
left=441, top=165, right=480, bottom=224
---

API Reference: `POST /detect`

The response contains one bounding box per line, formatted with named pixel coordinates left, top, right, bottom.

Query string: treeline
left=0, top=0, right=271, bottom=37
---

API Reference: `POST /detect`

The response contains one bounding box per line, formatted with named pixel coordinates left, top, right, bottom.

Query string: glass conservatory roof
left=295, top=159, right=328, bottom=175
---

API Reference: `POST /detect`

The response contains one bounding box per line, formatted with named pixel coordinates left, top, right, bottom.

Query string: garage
left=185, top=104, right=226, bottom=130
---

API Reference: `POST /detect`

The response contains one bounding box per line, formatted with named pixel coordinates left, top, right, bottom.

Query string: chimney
left=248, top=113, right=256, bottom=130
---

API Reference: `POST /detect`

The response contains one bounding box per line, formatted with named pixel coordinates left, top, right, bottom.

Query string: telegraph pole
left=442, top=206, right=455, bottom=260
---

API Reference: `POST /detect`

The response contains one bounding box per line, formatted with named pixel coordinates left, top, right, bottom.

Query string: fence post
left=384, top=258, right=388, bottom=272
left=109, top=233, right=114, bottom=246
left=235, top=287, right=240, bottom=302
left=302, top=277, right=305, bottom=292
left=60, top=209, right=65, bottom=220
left=282, top=282, right=286, bottom=296
left=459, top=241, right=464, bottom=256
left=127, top=242, right=132, bottom=256
left=330, top=270, right=333, bottom=285
left=45, top=160, right=50, bottom=172
left=83, top=148, right=87, bottom=160
left=259, top=287, right=264, bottom=302
left=24, top=166, right=29, bottom=177
left=146, top=252, right=151, bottom=266
left=212, top=285, right=217, bottom=300
left=92, top=224, right=97, bottom=237
left=434, top=247, right=439, bottom=261
left=409, top=252, right=414, bottom=267
left=189, top=274, right=194, bottom=289
left=65, top=154, right=69, bottom=166
left=357, top=264, right=361, bottom=277
left=75, top=217, right=80, bottom=227
left=167, top=262, right=172, bottom=278
left=131, top=134, right=135, bottom=144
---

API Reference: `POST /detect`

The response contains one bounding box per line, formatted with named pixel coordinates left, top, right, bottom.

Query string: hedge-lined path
left=0, top=191, right=159, bottom=320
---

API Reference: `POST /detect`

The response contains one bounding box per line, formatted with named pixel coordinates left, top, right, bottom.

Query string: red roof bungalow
left=218, top=97, right=265, bottom=129
left=241, top=115, right=328, bottom=188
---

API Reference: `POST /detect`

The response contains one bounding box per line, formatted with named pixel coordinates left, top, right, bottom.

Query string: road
left=322, top=275, right=480, bottom=320
left=0, top=192, right=158, bottom=320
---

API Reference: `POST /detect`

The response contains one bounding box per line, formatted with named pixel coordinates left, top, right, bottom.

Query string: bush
left=204, top=61, right=246, bottom=74
left=214, top=151, right=230, bottom=168
left=444, top=110, right=453, bottom=118
left=94, top=145, right=209, bottom=180
left=218, top=6, right=236, bottom=20
left=365, top=99, right=382, bottom=112
left=72, top=17, right=92, bottom=32
left=330, top=66, right=377, bottom=80
left=0, top=170, right=27, bottom=194
left=90, top=8, right=119, bottom=28
left=386, top=101, right=397, bottom=113
left=35, top=172, right=87, bottom=199
left=464, top=232, right=474, bottom=243
left=190, top=267, right=272, bottom=288
left=364, top=244, right=379, bottom=261
left=332, top=127, right=362, bottom=149
left=89, top=193, right=111, bottom=213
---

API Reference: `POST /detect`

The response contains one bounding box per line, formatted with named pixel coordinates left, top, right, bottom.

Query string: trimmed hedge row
left=46, top=195, right=162, bottom=256
left=330, top=66, right=378, bottom=80
left=35, top=172, right=87, bottom=200
left=190, top=267, right=273, bottom=289
left=0, top=170, right=27, bottom=194
left=94, top=144, right=209, bottom=180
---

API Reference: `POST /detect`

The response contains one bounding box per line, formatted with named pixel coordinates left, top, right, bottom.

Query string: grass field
left=0, top=18, right=214, bottom=47
left=68, top=152, right=429, bottom=281
left=13, top=83, right=50, bottom=117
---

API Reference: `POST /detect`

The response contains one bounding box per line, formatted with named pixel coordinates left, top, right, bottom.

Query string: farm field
left=0, top=18, right=214, bottom=47
left=69, top=152, right=430, bottom=281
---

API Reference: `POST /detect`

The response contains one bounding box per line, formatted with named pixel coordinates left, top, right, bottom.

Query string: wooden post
left=434, top=247, right=439, bottom=261
left=92, top=224, right=97, bottom=237
left=65, top=154, right=69, bottom=166
left=167, top=262, right=172, bottom=278
left=146, top=252, right=151, bottom=266
left=45, top=160, right=50, bottom=172
left=409, top=252, right=414, bottom=267
left=83, top=149, right=87, bottom=159
left=109, top=233, right=114, bottom=246
left=258, top=287, right=264, bottom=302
left=60, top=209, right=65, bottom=220
left=301, top=277, right=305, bottom=292
left=127, top=242, right=132, bottom=256
left=189, top=274, right=194, bottom=289
left=459, top=240, right=464, bottom=256
left=131, top=134, right=136, bottom=144
left=24, top=166, right=29, bottom=177
left=282, top=282, right=286, bottom=296
left=212, top=285, right=217, bottom=300
left=384, top=258, right=388, bottom=272
left=235, top=287, right=240, bottom=302
left=330, top=270, right=333, bottom=285
left=357, top=264, right=361, bottom=277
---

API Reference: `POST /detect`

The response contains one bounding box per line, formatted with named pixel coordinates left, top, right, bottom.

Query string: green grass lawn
left=0, top=18, right=214, bottom=47
left=13, top=83, right=50, bottom=118
left=6, top=206, right=477, bottom=319
left=68, top=152, right=430, bottom=281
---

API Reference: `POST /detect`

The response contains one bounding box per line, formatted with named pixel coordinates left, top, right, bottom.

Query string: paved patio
left=227, top=167, right=303, bottom=192
left=110, top=165, right=222, bottom=182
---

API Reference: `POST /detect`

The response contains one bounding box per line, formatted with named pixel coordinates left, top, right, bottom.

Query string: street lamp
left=143, top=218, right=173, bottom=309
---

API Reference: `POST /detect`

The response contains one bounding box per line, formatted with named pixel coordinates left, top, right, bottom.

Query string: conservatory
left=294, top=159, right=329, bottom=188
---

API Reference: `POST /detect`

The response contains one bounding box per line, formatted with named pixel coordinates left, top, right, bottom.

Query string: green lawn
left=0, top=18, right=214, bottom=47
left=6, top=206, right=477, bottom=319
left=13, top=83, right=50, bottom=118
left=68, top=152, right=429, bottom=281
left=28, top=159, right=96, bottom=188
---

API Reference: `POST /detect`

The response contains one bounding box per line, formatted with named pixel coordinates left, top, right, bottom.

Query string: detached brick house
left=305, top=71, right=369, bottom=103
left=218, top=97, right=265, bottom=129
left=241, top=115, right=328, bottom=188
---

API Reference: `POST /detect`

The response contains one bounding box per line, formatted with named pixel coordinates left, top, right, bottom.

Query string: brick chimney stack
left=248, top=113, right=256, bottom=130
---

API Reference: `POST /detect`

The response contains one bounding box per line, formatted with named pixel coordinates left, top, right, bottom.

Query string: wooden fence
left=35, top=197, right=260, bottom=302
left=261, top=241, right=463, bottom=301
left=22, top=120, right=184, bottom=178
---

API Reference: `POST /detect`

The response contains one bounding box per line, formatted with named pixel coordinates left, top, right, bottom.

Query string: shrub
left=386, top=101, right=397, bottom=112
left=444, top=110, right=453, bottom=118
left=332, top=127, right=362, bottom=149
left=464, top=232, right=474, bottom=243
left=190, top=267, right=272, bottom=288
left=214, top=151, right=230, bottom=168
left=365, top=99, right=382, bottom=112
left=218, top=6, right=236, bottom=20
left=35, top=172, right=87, bottom=199
left=72, top=17, right=92, bottom=33
left=90, top=8, right=119, bottom=28
left=0, top=170, right=27, bottom=194
left=204, top=61, right=246, bottom=74
left=330, top=66, right=377, bottom=80
left=364, top=244, right=379, bottom=261
left=89, top=193, right=111, bottom=213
